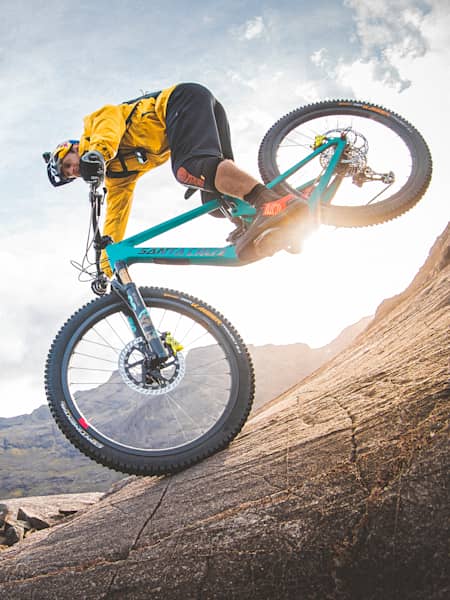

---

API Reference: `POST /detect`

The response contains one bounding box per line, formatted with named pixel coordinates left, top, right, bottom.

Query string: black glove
left=80, top=150, right=105, bottom=183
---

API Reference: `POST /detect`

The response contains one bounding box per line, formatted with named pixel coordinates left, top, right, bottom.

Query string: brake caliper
left=163, top=333, right=184, bottom=355
left=312, top=135, right=327, bottom=150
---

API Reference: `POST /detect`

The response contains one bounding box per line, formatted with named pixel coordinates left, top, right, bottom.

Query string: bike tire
left=45, top=287, right=254, bottom=475
left=258, top=100, right=432, bottom=227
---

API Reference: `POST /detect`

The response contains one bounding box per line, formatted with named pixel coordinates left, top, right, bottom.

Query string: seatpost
left=113, top=261, right=168, bottom=361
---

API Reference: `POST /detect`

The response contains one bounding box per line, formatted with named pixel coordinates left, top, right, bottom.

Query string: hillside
left=0, top=318, right=369, bottom=499
left=249, top=316, right=370, bottom=411
left=0, top=223, right=448, bottom=599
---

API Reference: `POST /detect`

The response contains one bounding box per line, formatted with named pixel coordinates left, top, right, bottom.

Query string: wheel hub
left=320, top=128, right=369, bottom=176
left=118, top=337, right=186, bottom=396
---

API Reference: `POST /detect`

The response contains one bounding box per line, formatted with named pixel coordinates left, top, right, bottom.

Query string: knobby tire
left=258, top=100, right=432, bottom=227
left=45, top=287, right=255, bottom=475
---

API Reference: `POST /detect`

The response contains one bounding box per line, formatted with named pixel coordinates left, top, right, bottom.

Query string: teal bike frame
left=105, top=137, right=347, bottom=272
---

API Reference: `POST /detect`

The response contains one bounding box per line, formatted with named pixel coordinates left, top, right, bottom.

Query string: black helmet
left=43, top=140, right=79, bottom=187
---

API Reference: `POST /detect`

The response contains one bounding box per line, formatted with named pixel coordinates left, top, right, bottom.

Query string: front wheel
left=45, top=287, right=255, bottom=475
left=258, top=100, right=432, bottom=227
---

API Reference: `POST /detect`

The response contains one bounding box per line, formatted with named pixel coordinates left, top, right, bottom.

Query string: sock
left=243, top=183, right=279, bottom=208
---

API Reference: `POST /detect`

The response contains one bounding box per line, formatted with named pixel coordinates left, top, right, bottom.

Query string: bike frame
left=105, top=137, right=347, bottom=271
left=101, top=137, right=346, bottom=357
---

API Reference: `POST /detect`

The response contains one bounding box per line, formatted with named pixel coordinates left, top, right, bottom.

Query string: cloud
left=343, top=0, right=431, bottom=90
left=0, top=0, right=448, bottom=418
left=243, top=16, right=265, bottom=40
left=228, top=14, right=267, bottom=44
left=310, top=48, right=329, bottom=69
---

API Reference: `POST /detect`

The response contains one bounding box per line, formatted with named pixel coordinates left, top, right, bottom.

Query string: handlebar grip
left=80, top=151, right=105, bottom=183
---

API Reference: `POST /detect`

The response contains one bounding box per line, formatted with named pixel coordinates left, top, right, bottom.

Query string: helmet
left=43, top=140, right=79, bottom=187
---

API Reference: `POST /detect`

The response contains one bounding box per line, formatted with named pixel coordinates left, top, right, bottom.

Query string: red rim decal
left=78, top=417, right=89, bottom=430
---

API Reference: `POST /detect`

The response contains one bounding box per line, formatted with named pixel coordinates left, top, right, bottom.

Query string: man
left=44, top=83, right=307, bottom=271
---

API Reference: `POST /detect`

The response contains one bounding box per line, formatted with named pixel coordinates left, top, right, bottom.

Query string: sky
left=0, top=0, right=449, bottom=417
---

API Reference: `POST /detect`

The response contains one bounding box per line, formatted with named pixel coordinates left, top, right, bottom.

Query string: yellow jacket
left=79, top=85, right=177, bottom=270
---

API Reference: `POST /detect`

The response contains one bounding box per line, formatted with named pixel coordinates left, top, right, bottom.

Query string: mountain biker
left=44, top=82, right=307, bottom=271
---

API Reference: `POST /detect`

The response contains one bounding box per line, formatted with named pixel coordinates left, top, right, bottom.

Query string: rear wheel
left=258, top=100, right=432, bottom=227
left=45, top=287, right=254, bottom=475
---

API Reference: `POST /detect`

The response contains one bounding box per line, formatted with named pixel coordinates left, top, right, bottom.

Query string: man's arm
left=100, top=175, right=139, bottom=276
left=82, top=104, right=128, bottom=162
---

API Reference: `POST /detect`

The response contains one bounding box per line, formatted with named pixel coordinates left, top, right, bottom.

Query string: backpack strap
left=123, top=90, right=162, bottom=126
left=105, top=92, right=161, bottom=179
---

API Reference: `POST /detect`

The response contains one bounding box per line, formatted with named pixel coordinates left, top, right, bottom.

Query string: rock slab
left=0, top=225, right=448, bottom=599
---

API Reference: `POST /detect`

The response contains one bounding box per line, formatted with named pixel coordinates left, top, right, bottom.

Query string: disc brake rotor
left=320, top=128, right=369, bottom=176
left=118, top=337, right=186, bottom=396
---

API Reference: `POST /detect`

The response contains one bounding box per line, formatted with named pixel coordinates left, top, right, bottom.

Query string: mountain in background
left=249, top=316, right=371, bottom=411
left=0, top=317, right=370, bottom=499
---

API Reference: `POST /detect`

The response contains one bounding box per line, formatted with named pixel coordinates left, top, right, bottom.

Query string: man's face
left=61, top=146, right=80, bottom=179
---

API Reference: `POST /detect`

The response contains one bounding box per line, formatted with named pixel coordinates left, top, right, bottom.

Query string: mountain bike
left=45, top=100, right=432, bottom=476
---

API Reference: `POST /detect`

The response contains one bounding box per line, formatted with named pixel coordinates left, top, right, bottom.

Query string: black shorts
left=166, top=83, right=234, bottom=193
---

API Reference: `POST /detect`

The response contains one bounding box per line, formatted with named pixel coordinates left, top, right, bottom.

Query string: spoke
left=80, top=338, right=122, bottom=352
left=183, top=329, right=211, bottom=348
left=104, top=316, right=128, bottom=347
left=165, top=397, right=189, bottom=441
left=72, top=351, right=117, bottom=364
left=69, top=366, right=115, bottom=372
left=282, top=130, right=312, bottom=147
left=119, top=312, right=135, bottom=334
left=90, top=327, right=122, bottom=355
left=69, top=381, right=122, bottom=385
left=155, top=308, right=167, bottom=331
left=279, top=141, right=312, bottom=150
left=187, top=357, right=229, bottom=371
left=177, top=319, right=199, bottom=346
left=184, top=376, right=231, bottom=388
left=164, top=392, right=198, bottom=426
left=169, top=312, right=184, bottom=338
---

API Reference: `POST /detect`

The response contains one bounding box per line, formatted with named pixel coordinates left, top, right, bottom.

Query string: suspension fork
left=111, top=261, right=168, bottom=361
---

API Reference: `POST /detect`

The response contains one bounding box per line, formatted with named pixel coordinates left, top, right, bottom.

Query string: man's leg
left=166, top=83, right=308, bottom=258
left=214, top=159, right=308, bottom=257
left=214, top=159, right=259, bottom=199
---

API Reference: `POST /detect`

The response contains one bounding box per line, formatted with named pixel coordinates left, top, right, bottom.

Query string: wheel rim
left=61, top=299, right=238, bottom=454
left=268, top=109, right=416, bottom=209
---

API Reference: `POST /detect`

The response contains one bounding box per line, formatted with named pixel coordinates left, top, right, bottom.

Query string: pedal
left=226, top=221, right=248, bottom=244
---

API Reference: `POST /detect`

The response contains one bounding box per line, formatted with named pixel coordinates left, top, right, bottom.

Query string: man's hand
left=80, top=150, right=105, bottom=183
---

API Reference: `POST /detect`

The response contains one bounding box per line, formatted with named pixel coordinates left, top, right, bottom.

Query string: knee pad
left=175, top=156, right=223, bottom=193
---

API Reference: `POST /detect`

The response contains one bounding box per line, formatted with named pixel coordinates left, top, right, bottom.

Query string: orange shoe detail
left=261, top=194, right=295, bottom=216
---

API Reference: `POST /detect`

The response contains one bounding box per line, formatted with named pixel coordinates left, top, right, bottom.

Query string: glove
left=80, top=150, right=105, bottom=183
